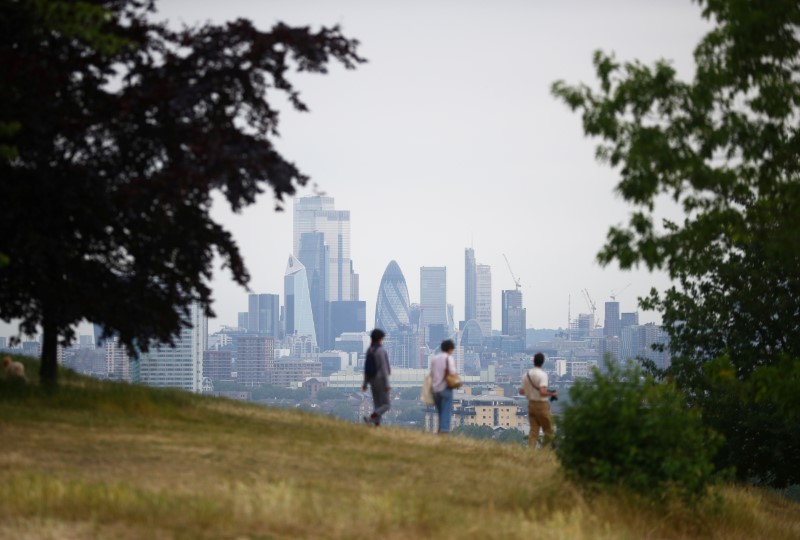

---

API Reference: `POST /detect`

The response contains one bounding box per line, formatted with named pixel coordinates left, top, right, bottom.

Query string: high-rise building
left=329, top=300, right=366, bottom=344
left=236, top=335, right=275, bottom=386
left=247, top=294, right=280, bottom=337
left=476, top=264, right=492, bottom=336
left=105, top=336, right=132, bottom=381
left=375, top=260, right=411, bottom=334
left=203, top=350, right=232, bottom=381
left=502, top=289, right=526, bottom=339
left=420, top=266, right=447, bottom=345
left=237, top=312, right=248, bottom=329
left=293, top=196, right=357, bottom=302
left=621, top=312, right=639, bottom=329
left=136, top=302, right=207, bottom=393
left=298, top=231, right=328, bottom=347
left=0, top=337, right=6, bottom=349
left=465, top=248, right=477, bottom=322
left=604, top=301, right=621, bottom=338
left=284, top=255, right=317, bottom=347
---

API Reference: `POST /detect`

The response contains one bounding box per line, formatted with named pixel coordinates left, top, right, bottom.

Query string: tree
left=552, top=0, right=800, bottom=487
left=495, top=428, right=526, bottom=446
left=0, top=0, right=364, bottom=386
left=557, top=361, right=719, bottom=501
left=452, top=424, right=495, bottom=440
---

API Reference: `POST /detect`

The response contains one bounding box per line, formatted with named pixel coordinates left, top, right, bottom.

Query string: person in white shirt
left=429, top=339, right=457, bottom=434
left=519, top=352, right=557, bottom=447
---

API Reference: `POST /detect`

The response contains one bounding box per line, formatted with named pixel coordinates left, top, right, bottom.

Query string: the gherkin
left=375, top=260, right=410, bottom=335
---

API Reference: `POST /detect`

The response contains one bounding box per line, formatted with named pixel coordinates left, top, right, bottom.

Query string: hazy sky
left=2, top=1, right=713, bottom=340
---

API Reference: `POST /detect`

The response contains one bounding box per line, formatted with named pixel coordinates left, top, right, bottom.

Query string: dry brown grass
left=1, top=356, right=798, bottom=539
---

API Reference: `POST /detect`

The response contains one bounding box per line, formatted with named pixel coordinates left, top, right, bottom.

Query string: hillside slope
left=1, top=356, right=798, bottom=540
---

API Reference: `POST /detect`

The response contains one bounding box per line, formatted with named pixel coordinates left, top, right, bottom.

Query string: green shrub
left=557, top=359, right=720, bottom=501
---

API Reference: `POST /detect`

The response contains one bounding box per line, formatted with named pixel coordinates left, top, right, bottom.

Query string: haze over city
left=1, top=0, right=710, bottom=337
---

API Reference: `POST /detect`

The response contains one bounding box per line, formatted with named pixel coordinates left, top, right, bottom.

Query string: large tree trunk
left=40, top=313, right=58, bottom=388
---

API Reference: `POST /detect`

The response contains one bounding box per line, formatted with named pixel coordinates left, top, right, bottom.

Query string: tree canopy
left=0, top=0, right=364, bottom=386
left=553, top=0, right=800, bottom=487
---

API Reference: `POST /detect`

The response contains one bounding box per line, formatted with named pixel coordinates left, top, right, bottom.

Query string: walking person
left=519, top=352, right=558, bottom=448
left=362, top=329, right=391, bottom=426
left=430, top=339, right=458, bottom=434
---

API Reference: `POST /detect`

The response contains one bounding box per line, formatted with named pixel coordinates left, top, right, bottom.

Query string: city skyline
left=0, top=1, right=710, bottom=340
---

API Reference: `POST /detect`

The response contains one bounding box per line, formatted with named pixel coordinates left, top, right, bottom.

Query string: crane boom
left=502, top=254, right=521, bottom=291
left=610, top=282, right=632, bottom=301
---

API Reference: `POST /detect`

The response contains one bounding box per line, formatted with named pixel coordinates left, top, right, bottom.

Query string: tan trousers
left=527, top=401, right=553, bottom=448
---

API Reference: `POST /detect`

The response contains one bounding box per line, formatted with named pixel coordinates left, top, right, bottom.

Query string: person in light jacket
left=362, top=329, right=391, bottom=426
left=429, top=339, right=457, bottom=434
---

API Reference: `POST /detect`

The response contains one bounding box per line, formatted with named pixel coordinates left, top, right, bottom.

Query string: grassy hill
left=1, top=355, right=798, bottom=539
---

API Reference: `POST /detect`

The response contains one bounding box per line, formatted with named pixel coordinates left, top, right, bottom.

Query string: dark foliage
left=0, top=1, right=364, bottom=386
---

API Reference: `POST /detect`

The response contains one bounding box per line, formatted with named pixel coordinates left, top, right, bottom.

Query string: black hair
left=441, top=339, right=455, bottom=353
left=370, top=328, right=385, bottom=344
left=533, top=352, right=545, bottom=367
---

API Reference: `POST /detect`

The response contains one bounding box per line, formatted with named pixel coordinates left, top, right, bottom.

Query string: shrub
left=557, top=359, right=719, bottom=501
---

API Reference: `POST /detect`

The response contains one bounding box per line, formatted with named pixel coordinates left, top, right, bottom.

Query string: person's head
left=441, top=339, right=455, bottom=354
left=370, top=328, right=385, bottom=345
left=533, top=352, right=545, bottom=367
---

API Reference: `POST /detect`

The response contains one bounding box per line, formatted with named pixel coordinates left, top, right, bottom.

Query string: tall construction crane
left=581, top=288, right=599, bottom=328
left=502, top=254, right=521, bottom=291
left=610, top=283, right=632, bottom=301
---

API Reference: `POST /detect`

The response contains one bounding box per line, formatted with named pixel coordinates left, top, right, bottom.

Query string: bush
left=557, top=359, right=719, bottom=501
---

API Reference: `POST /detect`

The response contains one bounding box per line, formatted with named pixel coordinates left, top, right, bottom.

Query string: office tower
left=293, top=196, right=357, bottom=302
left=237, top=312, right=248, bottom=330
left=78, top=335, right=94, bottom=349
left=284, top=255, right=317, bottom=347
left=476, top=264, right=492, bottom=335
left=0, top=337, right=6, bottom=349
left=203, top=350, right=232, bottom=380
left=236, top=335, right=275, bottom=386
left=375, top=260, right=411, bottom=334
left=604, top=301, right=621, bottom=337
left=137, top=302, right=207, bottom=393
left=621, top=312, right=639, bottom=329
left=298, top=231, right=328, bottom=347
left=465, top=248, right=477, bottom=322
left=247, top=294, right=280, bottom=337
left=502, top=289, right=526, bottom=339
left=329, top=301, right=366, bottom=344
left=93, top=323, right=107, bottom=349
left=420, top=266, right=447, bottom=336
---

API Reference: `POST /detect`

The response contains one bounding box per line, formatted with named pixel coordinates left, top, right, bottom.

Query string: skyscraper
left=236, top=335, right=275, bottom=386
left=328, top=300, right=366, bottom=344
left=293, top=196, right=358, bottom=302
left=298, top=231, right=328, bottom=347
left=247, top=293, right=280, bottom=337
left=284, top=255, right=317, bottom=347
left=476, top=264, right=492, bottom=335
left=375, top=260, right=411, bottom=334
left=604, top=301, right=621, bottom=337
left=465, top=248, right=477, bottom=322
left=136, top=302, right=207, bottom=393
left=502, top=289, right=526, bottom=339
left=420, top=266, right=447, bottom=347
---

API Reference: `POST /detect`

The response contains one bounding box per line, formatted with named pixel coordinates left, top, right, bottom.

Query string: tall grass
left=1, top=354, right=798, bottom=539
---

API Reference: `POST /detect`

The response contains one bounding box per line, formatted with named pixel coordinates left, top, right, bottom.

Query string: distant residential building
left=21, top=340, right=40, bottom=357
left=424, top=390, right=528, bottom=433
left=236, top=335, right=275, bottom=386
left=136, top=302, right=207, bottom=393
left=302, top=377, right=328, bottom=398
left=284, top=255, right=317, bottom=348
left=621, top=323, right=670, bottom=369
left=604, top=301, right=621, bottom=337
left=203, top=350, right=233, bottom=381
left=501, top=289, right=526, bottom=339
left=271, top=357, right=322, bottom=387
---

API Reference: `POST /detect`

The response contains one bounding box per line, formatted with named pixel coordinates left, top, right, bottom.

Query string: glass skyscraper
left=375, top=260, right=411, bottom=334
left=476, top=264, right=492, bottom=336
left=298, top=231, right=328, bottom=347
left=284, top=255, right=317, bottom=347
left=465, top=248, right=477, bottom=322
left=293, top=196, right=357, bottom=302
